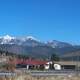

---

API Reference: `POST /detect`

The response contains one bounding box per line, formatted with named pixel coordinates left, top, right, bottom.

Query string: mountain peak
left=3, top=35, right=15, bottom=40
left=26, top=36, right=40, bottom=41
left=0, top=35, right=15, bottom=44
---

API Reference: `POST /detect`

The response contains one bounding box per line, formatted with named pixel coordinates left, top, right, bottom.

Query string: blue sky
left=0, top=0, right=80, bottom=44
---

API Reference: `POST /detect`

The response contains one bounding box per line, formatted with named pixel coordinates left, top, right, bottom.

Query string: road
left=28, top=70, right=80, bottom=76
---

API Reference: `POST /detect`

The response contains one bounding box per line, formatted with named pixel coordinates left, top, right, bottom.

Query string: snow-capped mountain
left=47, top=40, right=72, bottom=48
left=0, top=35, right=73, bottom=48
left=0, top=35, right=44, bottom=47
left=0, top=35, right=79, bottom=59
left=0, top=35, right=15, bottom=44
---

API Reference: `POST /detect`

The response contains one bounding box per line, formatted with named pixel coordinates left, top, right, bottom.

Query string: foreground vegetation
left=0, top=73, right=80, bottom=80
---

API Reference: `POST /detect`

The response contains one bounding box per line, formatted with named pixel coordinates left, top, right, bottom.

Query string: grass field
left=0, top=72, right=79, bottom=80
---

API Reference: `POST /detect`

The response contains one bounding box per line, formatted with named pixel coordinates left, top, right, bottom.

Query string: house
left=16, top=59, right=52, bottom=70
left=8, top=58, right=80, bottom=70
left=54, top=61, right=80, bottom=70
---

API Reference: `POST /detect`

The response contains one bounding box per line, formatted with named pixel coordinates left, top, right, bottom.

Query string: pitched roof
left=23, top=60, right=48, bottom=65
left=16, top=59, right=48, bottom=65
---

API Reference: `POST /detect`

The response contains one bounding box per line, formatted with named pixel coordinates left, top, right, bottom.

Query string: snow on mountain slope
left=47, top=40, right=72, bottom=48
left=0, top=35, right=43, bottom=46
left=0, top=35, right=72, bottom=48
left=26, top=36, right=40, bottom=41
left=3, top=35, right=15, bottom=40
left=0, top=35, right=15, bottom=44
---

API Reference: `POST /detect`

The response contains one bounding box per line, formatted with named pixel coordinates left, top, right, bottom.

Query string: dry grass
left=0, top=73, right=80, bottom=80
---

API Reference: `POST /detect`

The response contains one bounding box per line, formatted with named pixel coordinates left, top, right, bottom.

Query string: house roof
left=16, top=59, right=48, bottom=65
left=24, top=60, right=47, bottom=65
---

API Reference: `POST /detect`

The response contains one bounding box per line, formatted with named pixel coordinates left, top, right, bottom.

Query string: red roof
left=16, top=59, right=48, bottom=65
left=23, top=60, right=48, bottom=65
